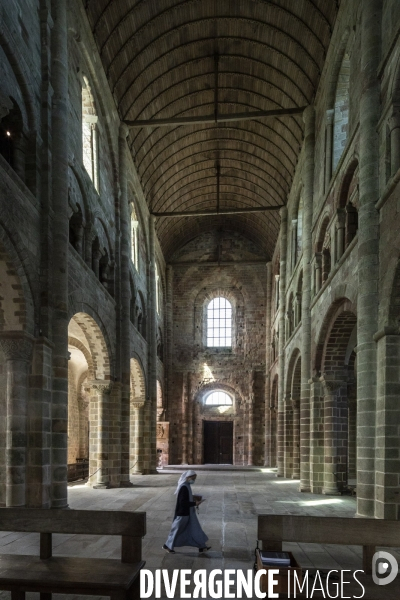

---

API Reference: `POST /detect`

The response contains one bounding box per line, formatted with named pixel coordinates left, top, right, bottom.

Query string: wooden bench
left=258, top=514, right=400, bottom=599
left=0, top=508, right=146, bottom=600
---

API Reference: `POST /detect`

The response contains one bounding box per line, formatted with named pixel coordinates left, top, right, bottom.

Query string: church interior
left=1, top=0, right=400, bottom=597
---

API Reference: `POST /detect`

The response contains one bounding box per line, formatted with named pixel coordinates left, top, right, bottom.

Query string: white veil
left=174, top=469, right=197, bottom=494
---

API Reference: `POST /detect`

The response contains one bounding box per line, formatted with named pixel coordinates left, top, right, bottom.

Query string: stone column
left=374, top=328, right=400, bottom=519
left=166, top=265, right=173, bottom=421
left=181, top=375, right=189, bottom=464
left=336, top=209, right=346, bottom=261
left=131, top=401, right=145, bottom=474
left=324, top=109, right=334, bottom=191
left=291, top=398, right=300, bottom=479
left=283, top=394, right=293, bottom=478
left=248, top=370, right=255, bottom=466
left=300, top=105, right=315, bottom=492
left=309, top=377, right=324, bottom=493
left=315, top=253, right=322, bottom=293
left=357, top=0, right=381, bottom=518
left=92, top=248, right=101, bottom=279
left=0, top=331, right=34, bottom=507
left=389, top=107, right=400, bottom=177
left=321, top=377, right=346, bottom=495
left=146, top=215, right=158, bottom=473
left=277, top=207, right=288, bottom=477
left=90, top=381, right=112, bottom=489
left=264, top=261, right=273, bottom=466
left=50, top=0, right=69, bottom=509
left=118, top=123, right=133, bottom=487
left=187, top=373, right=194, bottom=465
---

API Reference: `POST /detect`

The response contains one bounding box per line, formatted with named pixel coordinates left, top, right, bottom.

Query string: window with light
left=206, top=297, right=232, bottom=347
left=130, top=204, right=139, bottom=270
left=82, top=76, right=99, bottom=192
left=205, top=391, right=233, bottom=406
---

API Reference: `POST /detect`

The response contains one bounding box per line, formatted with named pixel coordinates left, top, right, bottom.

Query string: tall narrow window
left=130, top=203, right=139, bottom=271
left=296, top=197, right=303, bottom=263
left=333, top=53, right=350, bottom=171
left=155, top=264, right=160, bottom=314
left=82, top=76, right=99, bottom=192
left=207, top=297, right=232, bottom=347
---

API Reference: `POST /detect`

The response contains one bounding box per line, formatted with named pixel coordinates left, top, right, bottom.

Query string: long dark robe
left=165, top=482, right=208, bottom=549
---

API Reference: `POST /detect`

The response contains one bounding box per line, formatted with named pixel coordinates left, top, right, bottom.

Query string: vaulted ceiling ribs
left=84, top=0, right=339, bottom=258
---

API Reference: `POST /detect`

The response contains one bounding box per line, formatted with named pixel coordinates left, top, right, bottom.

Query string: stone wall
left=167, top=231, right=267, bottom=466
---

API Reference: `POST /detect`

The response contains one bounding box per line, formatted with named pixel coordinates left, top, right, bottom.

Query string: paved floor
left=0, top=468, right=397, bottom=599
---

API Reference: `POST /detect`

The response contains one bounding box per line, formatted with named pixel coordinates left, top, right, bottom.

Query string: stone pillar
left=0, top=332, right=34, bottom=507
left=321, top=377, right=346, bottom=495
left=300, top=105, right=315, bottom=492
left=146, top=215, right=158, bottom=473
left=118, top=123, right=133, bottom=487
left=27, top=337, right=53, bottom=508
left=309, top=377, right=324, bottom=493
left=92, top=248, right=101, bottom=279
left=283, top=395, right=293, bottom=478
left=277, top=207, right=288, bottom=477
left=292, top=398, right=300, bottom=479
left=264, top=262, right=273, bottom=466
left=357, top=0, right=381, bottom=518
left=374, top=328, right=400, bottom=519
left=187, top=373, right=194, bottom=465
left=166, top=265, right=173, bottom=421
left=50, top=0, right=69, bottom=509
left=389, top=107, right=400, bottom=177
left=131, top=401, right=145, bottom=474
left=181, top=374, right=189, bottom=464
left=315, top=253, right=322, bottom=293
left=248, top=370, right=255, bottom=466
left=324, top=109, right=334, bottom=190
left=91, top=381, right=112, bottom=489
left=336, top=209, right=346, bottom=261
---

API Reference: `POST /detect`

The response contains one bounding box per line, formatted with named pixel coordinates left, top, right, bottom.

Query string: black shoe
left=163, top=544, right=175, bottom=553
left=199, top=546, right=211, bottom=553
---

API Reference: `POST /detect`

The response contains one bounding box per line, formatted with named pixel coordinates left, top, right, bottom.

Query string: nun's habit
left=165, top=470, right=209, bottom=551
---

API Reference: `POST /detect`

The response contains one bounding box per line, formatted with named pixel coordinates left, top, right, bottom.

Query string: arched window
left=333, top=53, right=350, bottom=171
left=130, top=203, right=139, bottom=270
left=206, top=297, right=232, bottom=347
left=205, top=391, right=232, bottom=406
left=82, top=76, right=99, bottom=192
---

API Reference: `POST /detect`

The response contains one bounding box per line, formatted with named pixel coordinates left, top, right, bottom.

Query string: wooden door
left=203, top=421, right=233, bottom=464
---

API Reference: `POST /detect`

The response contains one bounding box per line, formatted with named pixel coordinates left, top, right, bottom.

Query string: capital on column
left=0, top=331, right=35, bottom=361
left=89, top=380, right=113, bottom=395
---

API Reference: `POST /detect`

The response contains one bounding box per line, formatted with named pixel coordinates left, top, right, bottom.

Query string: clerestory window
left=206, top=297, right=232, bottom=347
left=205, top=391, right=232, bottom=406
left=130, top=203, right=139, bottom=271
left=82, top=76, right=99, bottom=192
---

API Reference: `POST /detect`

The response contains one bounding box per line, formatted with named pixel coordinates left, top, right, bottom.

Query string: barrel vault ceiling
left=84, top=0, right=339, bottom=259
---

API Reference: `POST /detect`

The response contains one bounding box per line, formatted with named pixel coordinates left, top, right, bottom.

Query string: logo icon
left=372, top=551, right=398, bottom=586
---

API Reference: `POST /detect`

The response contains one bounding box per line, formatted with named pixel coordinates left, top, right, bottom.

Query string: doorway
left=203, top=421, right=233, bottom=464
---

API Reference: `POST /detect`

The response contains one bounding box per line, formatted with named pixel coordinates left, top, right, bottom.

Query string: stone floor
left=0, top=468, right=398, bottom=599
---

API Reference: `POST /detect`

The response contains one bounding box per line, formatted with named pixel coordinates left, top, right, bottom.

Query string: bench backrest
left=258, top=514, right=400, bottom=547
left=0, top=508, right=146, bottom=564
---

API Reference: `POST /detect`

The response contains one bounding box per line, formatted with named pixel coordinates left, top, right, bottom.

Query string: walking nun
left=163, top=470, right=211, bottom=553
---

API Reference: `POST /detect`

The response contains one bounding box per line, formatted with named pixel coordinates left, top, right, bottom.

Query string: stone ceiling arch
left=84, top=0, right=339, bottom=258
